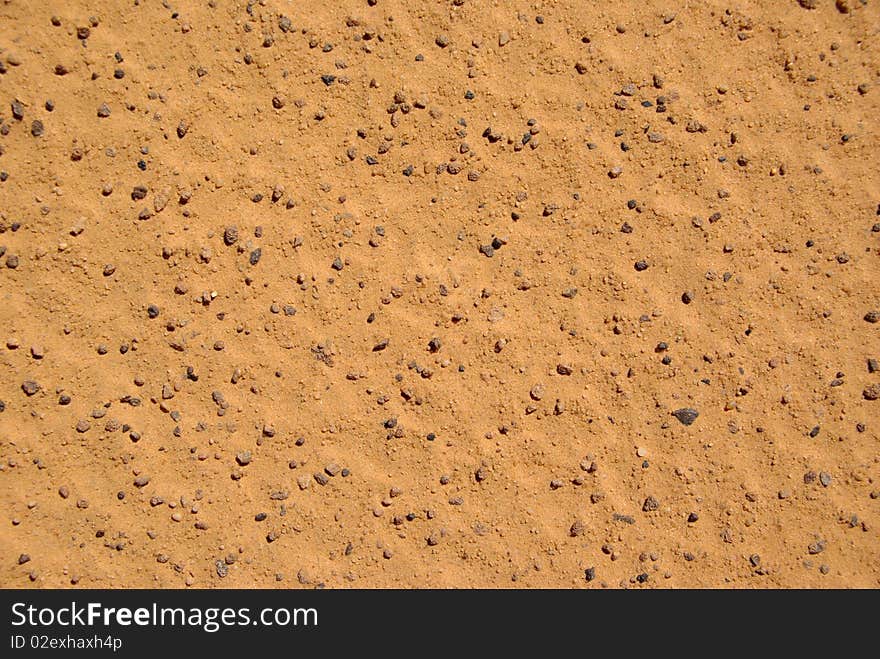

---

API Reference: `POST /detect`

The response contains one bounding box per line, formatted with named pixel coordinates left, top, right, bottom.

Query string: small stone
left=21, top=380, right=40, bottom=396
left=224, top=226, right=238, bottom=246
left=808, top=539, right=826, bottom=555
left=529, top=383, right=545, bottom=401
left=672, top=408, right=699, bottom=425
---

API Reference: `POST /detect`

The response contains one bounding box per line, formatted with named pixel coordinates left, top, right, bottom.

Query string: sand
left=0, top=0, right=878, bottom=589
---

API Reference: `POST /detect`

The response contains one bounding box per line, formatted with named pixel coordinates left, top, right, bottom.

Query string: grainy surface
left=0, top=0, right=878, bottom=589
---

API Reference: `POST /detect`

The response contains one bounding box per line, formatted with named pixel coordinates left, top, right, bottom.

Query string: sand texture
left=1, top=0, right=879, bottom=588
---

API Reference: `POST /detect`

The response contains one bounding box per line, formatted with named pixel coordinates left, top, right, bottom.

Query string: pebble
left=672, top=408, right=699, bottom=425
left=21, top=381, right=40, bottom=396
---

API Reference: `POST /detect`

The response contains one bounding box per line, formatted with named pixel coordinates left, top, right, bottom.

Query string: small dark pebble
left=224, top=226, right=238, bottom=246
left=672, top=408, right=699, bottom=425
left=21, top=381, right=40, bottom=396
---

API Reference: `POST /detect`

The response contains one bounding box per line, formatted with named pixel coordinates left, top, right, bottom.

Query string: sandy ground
left=0, top=0, right=878, bottom=589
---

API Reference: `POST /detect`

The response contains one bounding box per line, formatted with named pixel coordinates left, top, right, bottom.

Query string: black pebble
left=147, top=304, right=160, bottom=319
left=634, top=260, right=648, bottom=271
left=672, top=408, right=699, bottom=425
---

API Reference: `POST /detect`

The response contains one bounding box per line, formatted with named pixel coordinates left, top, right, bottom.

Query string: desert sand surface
left=1, top=0, right=878, bottom=589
